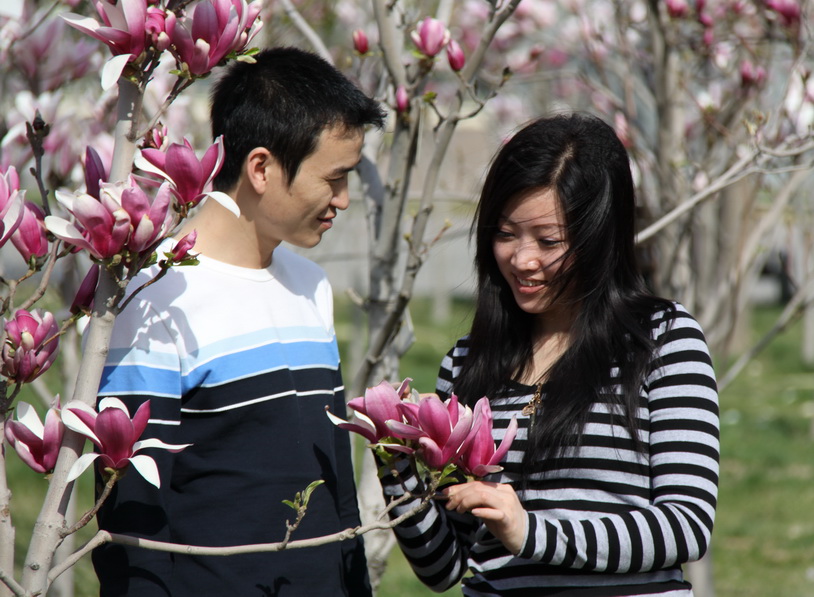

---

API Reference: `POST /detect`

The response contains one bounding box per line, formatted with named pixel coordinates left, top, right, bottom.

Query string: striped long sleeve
left=383, top=303, right=719, bottom=596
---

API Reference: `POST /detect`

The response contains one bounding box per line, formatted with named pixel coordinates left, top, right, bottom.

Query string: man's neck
left=176, top=197, right=277, bottom=269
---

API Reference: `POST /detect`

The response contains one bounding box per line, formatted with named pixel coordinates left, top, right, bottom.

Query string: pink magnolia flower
left=70, top=264, right=100, bottom=316
left=10, top=9, right=98, bottom=92
left=666, top=0, right=690, bottom=18
left=456, top=397, right=518, bottom=478
left=167, top=230, right=198, bottom=263
left=61, top=0, right=169, bottom=88
left=84, top=146, right=109, bottom=199
left=11, top=201, right=49, bottom=263
left=326, top=379, right=412, bottom=444
left=1, top=309, right=60, bottom=384
left=766, top=0, right=801, bottom=27
left=740, top=61, right=767, bottom=87
left=47, top=178, right=174, bottom=260
left=5, top=399, right=64, bottom=474
left=170, top=0, right=263, bottom=77
left=145, top=6, right=174, bottom=52
left=446, top=39, right=465, bottom=72
left=387, top=394, right=473, bottom=470
left=62, top=398, right=190, bottom=488
left=0, top=166, right=25, bottom=248
left=395, top=85, right=409, bottom=113
left=136, top=137, right=225, bottom=206
left=352, top=29, right=369, bottom=55
left=411, top=17, right=450, bottom=58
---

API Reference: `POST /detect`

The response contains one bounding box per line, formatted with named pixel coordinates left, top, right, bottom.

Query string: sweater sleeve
left=517, top=306, right=719, bottom=573
left=92, top=293, right=183, bottom=597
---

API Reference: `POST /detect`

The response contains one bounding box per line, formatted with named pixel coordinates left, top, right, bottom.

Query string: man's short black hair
left=210, top=46, right=385, bottom=191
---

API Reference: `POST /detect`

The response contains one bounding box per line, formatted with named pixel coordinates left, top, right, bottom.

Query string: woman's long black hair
left=453, top=113, right=673, bottom=475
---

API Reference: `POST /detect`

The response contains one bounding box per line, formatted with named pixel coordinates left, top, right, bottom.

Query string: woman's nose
left=512, top=241, right=542, bottom=270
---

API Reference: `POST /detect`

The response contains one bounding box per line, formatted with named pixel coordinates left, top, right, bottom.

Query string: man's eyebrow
left=329, top=159, right=362, bottom=177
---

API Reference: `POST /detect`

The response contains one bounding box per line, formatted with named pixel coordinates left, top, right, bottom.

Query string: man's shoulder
left=273, top=245, right=329, bottom=284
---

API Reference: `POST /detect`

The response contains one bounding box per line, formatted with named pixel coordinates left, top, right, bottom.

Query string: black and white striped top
left=382, top=303, right=719, bottom=596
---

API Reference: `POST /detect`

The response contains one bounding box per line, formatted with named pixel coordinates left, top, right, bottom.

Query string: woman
left=380, top=113, right=719, bottom=596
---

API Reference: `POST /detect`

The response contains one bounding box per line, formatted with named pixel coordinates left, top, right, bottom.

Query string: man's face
left=257, top=125, right=364, bottom=249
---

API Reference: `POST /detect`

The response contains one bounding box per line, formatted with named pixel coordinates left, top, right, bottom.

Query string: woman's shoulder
left=647, top=301, right=709, bottom=344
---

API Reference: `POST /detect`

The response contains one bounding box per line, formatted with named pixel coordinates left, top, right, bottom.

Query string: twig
left=47, top=494, right=432, bottom=585
left=0, top=566, right=26, bottom=597
left=18, top=242, right=62, bottom=312
left=718, top=275, right=814, bottom=391
left=278, top=0, right=332, bottom=63
left=61, top=470, right=121, bottom=538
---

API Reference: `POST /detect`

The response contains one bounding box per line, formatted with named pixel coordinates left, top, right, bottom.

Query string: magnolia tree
left=0, top=0, right=528, bottom=595
left=1, top=0, right=813, bottom=596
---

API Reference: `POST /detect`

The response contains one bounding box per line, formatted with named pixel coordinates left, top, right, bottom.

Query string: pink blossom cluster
left=5, top=397, right=188, bottom=487
left=62, top=0, right=264, bottom=84
left=328, top=380, right=518, bottom=478
left=1, top=309, right=59, bottom=384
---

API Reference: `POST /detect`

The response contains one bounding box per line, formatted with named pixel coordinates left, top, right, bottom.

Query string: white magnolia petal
left=133, top=438, right=192, bottom=453
left=66, top=452, right=100, bottom=482
left=60, top=13, right=102, bottom=33
left=354, top=411, right=376, bottom=428
left=15, top=402, right=45, bottom=439
left=98, top=397, right=130, bottom=414
left=60, top=402, right=100, bottom=444
left=101, top=54, right=131, bottom=91
left=325, top=409, right=351, bottom=426
left=133, top=154, right=173, bottom=182
left=204, top=191, right=241, bottom=217
left=128, top=454, right=161, bottom=488
left=53, top=189, right=77, bottom=212
left=44, top=216, right=86, bottom=243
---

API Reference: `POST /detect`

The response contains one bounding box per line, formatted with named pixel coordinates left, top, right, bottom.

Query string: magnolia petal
left=385, top=420, right=425, bottom=440
left=374, top=442, right=414, bottom=455
left=15, top=402, right=45, bottom=439
left=44, top=216, right=100, bottom=258
left=66, top=452, right=100, bottom=482
left=102, top=54, right=131, bottom=91
left=132, top=438, right=192, bottom=452
left=128, top=454, right=162, bottom=488
left=61, top=401, right=101, bottom=445
left=325, top=409, right=377, bottom=443
left=471, top=463, right=503, bottom=478
left=11, top=441, right=48, bottom=474
left=417, top=437, right=448, bottom=469
left=98, top=397, right=130, bottom=413
left=60, top=13, right=102, bottom=35
left=204, top=191, right=240, bottom=217
left=489, top=415, right=518, bottom=466
left=418, top=395, right=453, bottom=444
left=134, top=153, right=172, bottom=181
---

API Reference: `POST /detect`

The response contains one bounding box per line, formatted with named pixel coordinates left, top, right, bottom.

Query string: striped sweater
left=382, top=303, right=719, bottom=596
left=93, top=245, right=370, bottom=597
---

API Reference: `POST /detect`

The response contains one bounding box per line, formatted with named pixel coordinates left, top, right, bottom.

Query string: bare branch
left=718, top=275, right=814, bottom=391
left=278, top=0, right=332, bottom=63
left=47, top=493, right=433, bottom=585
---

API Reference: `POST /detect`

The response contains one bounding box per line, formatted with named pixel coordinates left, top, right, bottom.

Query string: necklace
left=521, top=378, right=544, bottom=417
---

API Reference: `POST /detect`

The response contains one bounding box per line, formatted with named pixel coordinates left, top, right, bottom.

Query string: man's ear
left=244, top=148, right=283, bottom=194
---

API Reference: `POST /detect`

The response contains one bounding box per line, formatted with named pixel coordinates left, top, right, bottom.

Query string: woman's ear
left=244, top=148, right=283, bottom=194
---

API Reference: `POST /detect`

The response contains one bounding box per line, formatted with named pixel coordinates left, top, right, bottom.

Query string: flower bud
left=395, top=85, right=409, bottom=114
left=352, top=29, right=369, bottom=55
left=411, top=17, right=450, bottom=58
left=446, top=39, right=465, bottom=72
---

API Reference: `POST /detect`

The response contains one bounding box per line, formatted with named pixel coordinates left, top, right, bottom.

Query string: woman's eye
left=494, top=229, right=513, bottom=239
left=540, top=238, right=563, bottom=247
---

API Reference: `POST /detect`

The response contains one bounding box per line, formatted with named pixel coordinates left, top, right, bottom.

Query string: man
left=94, top=47, right=385, bottom=596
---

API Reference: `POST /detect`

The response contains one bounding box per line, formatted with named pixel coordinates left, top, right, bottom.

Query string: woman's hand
left=443, top=481, right=528, bottom=555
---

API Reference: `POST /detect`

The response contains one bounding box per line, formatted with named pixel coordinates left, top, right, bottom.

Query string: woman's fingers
left=443, top=482, right=527, bottom=555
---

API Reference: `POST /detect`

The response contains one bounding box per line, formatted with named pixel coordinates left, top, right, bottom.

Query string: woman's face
left=492, top=187, right=570, bottom=318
